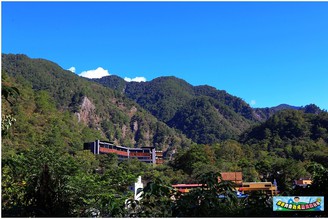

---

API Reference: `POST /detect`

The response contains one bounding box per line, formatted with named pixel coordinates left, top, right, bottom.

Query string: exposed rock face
left=133, top=121, right=138, bottom=132
left=129, top=106, right=138, bottom=117
left=77, top=96, right=97, bottom=126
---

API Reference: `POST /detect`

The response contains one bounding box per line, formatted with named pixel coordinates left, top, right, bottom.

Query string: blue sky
left=2, top=2, right=328, bottom=110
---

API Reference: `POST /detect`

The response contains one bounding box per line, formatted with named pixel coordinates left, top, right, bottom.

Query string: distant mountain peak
left=272, top=104, right=301, bottom=111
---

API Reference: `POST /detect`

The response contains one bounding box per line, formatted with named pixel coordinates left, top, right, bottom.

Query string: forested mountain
left=93, top=75, right=258, bottom=144
left=94, top=76, right=195, bottom=123
left=2, top=71, right=194, bottom=217
left=3, top=54, right=324, bottom=147
left=168, top=96, right=252, bottom=144
left=2, top=54, right=192, bottom=154
left=2, top=53, right=328, bottom=217
left=253, top=104, right=325, bottom=121
left=241, top=109, right=328, bottom=164
left=93, top=75, right=325, bottom=144
left=1, top=70, right=101, bottom=156
left=3, top=53, right=327, bottom=169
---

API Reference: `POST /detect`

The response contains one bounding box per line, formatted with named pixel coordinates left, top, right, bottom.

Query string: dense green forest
left=1, top=54, right=328, bottom=217
left=93, top=75, right=325, bottom=144
left=94, top=75, right=257, bottom=144
left=1, top=54, right=192, bottom=154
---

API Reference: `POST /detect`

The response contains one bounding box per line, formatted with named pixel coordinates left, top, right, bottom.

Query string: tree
left=135, top=178, right=175, bottom=217
left=170, top=144, right=216, bottom=175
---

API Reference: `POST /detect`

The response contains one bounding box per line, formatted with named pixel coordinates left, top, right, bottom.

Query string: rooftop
left=219, top=172, right=243, bottom=182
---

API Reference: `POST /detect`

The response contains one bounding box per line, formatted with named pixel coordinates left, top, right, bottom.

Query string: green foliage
left=242, top=110, right=328, bottom=166
left=171, top=144, right=216, bottom=175
left=194, top=85, right=256, bottom=121
left=169, top=96, right=253, bottom=144
left=74, top=150, right=100, bottom=174
left=2, top=84, right=20, bottom=106
left=2, top=146, right=77, bottom=217
left=240, top=192, right=273, bottom=217
left=1, top=73, right=138, bottom=217
left=124, top=76, right=195, bottom=123
left=34, top=91, right=56, bottom=114
left=1, top=145, right=140, bottom=217
left=137, top=179, right=175, bottom=217
left=220, top=140, right=243, bottom=156
left=306, top=163, right=328, bottom=195
left=171, top=140, right=252, bottom=180
left=94, top=75, right=258, bottom=144
left=173, top=172, right=238, bottom=217
left=2, top=53, right=328, bottom=217
left=2, top=54, right=192, bottom=152
left=303, top=104, right=323, bottom=114
left=92, top=75, right=127, bottom=94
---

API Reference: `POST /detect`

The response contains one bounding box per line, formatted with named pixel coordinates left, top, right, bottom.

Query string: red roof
left=219, top=172, right=243, bottom=183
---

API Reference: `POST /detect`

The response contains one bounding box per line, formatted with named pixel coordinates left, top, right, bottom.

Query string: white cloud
left=67, top=67, right=76, bottom=73
left=250, top=100, right=256, bottom=106
left=79, top=67, right=110, bottom=79
left=124, top=76, right=147, bottom=82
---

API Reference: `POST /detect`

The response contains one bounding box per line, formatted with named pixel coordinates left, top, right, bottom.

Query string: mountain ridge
left=93, top=75, right=257, bottom=143
left=2, top=53, right=324, bottom=146
left=2, top=53, right=193, bottom=154
left=92, top=74, right=324, bottom=144
left=93, top=75, right=314, bottom=116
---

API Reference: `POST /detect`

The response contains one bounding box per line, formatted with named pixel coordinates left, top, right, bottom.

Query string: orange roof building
left=218, top=172, right=243, bottom=185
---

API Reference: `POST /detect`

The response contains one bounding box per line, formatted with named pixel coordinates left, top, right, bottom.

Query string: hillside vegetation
left=2, top=53, right=328, bottom=217
left=94, top=75, right=258, bottom=144
left=93, top=75, right=326, bottom=145
left=2, top=54, right=192, bottom=154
